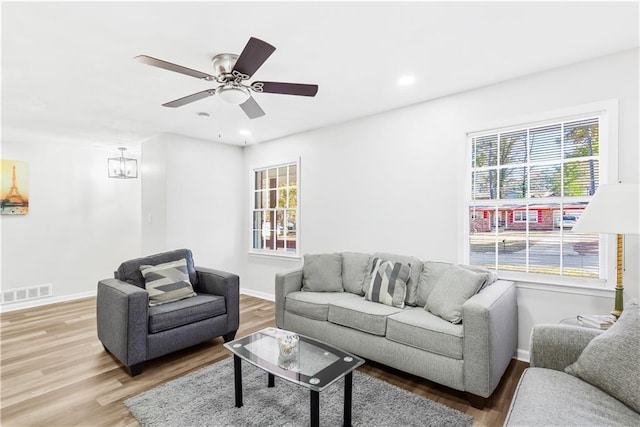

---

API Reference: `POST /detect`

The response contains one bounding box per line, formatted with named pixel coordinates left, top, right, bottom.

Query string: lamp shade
left=572, top=183, right=640, bottom=235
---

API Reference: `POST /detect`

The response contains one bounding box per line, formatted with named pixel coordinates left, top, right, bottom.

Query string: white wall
left=242, top=49, right=639, bottom=358
left=0, top=130, right=141, bottom=310
left=142, top=133, right=244, bottom=275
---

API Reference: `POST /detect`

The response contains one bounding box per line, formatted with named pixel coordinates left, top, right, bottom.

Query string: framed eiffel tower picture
left=1, top=159, right=29, bottom=215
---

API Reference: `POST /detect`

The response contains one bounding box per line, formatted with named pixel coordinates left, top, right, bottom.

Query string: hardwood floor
left=1, top=295, right=527, bottom=426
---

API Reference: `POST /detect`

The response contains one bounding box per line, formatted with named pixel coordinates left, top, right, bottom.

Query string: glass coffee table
left=224, top=327, right=364, bottom=427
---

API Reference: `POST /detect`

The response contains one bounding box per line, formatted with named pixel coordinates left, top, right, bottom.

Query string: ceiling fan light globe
left=217, top=85, right=250, bottom=105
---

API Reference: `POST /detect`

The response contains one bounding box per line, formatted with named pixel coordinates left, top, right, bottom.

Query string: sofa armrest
left=529, top=324, right=603, bottom=371
left=196, top=267, right=240, bottom=334
left=96, top=279, right=149, bottom=367
left=463, top=280, right=518, bottom=398
left=275, top=267, right=303, bottom=328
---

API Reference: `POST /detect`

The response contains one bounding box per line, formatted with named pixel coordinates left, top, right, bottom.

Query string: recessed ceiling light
left=397, top=75, right=416, bottom=86
left=239, top=129, right=251, bottom=136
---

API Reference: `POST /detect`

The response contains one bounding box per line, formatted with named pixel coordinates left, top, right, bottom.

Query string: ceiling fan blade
left=162, top=89, right=215, bottom=108
left=232, top=37, right=276, bottom=78
left=255, top=81, right=318, bottom=97
left=239, top=96, right=266, bottom=119
left=135, top=55, right=215, bottom=80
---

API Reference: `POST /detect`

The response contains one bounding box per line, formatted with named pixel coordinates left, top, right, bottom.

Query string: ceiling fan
left=135, top=37, right=318, bottom=119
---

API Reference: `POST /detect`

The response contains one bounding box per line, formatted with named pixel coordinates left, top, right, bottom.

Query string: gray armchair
left=96, top=249, right=239, bottom=376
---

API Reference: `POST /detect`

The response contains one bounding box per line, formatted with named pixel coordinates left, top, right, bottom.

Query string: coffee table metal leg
left=310, top=390, right=319, bottom=427
left=233, top=355, right=243, bottom=408
left=268, top=373, right=275, bottom=388
left=344, top=372, right=353, bottom=427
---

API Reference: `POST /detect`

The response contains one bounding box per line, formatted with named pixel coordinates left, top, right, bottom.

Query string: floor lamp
left=572, top=183, right=640, bottom=318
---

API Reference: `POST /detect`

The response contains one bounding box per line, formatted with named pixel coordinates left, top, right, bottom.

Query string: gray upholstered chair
left=96, top=249, right=239, bottom=376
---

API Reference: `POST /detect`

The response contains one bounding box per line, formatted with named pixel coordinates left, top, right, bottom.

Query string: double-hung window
left=252, top=161, right=299, bottom=255
left=467, top=113, right=606, bottom=280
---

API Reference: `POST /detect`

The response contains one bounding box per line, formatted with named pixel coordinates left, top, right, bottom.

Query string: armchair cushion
left=141, top=258, right=197, bottom=306
left=565, top=301, right=640, bottom=413
left=148, top=294, right=226, bottom=333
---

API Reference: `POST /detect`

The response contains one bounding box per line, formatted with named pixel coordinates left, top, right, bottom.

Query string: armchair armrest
left=196, top=267, right=240, bottom=334
left=96, top=279, right=149, bottom=368
left=275, top=267, right=303, bottom=328
left=529, top=324, right=603, bottom=371
left=463, top=280, right=518, bottom=398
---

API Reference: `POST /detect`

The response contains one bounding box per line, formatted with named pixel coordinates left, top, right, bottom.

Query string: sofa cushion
left=302, top=253, right=343, bottom=292
left=140, top=259, right=197, bottom=306
left=365, top=258, right=410, bottom=308
left=328, top=297, right=403, bottom=336
left=372, top=252, right=423, bottom=306
left=117, top=248, right=198, bottom=289
left=565, top=301, right=640, bottom=413
left=341, top=252, right=371, bottom=295
left=386, top=307, right=464, bottom=359
left=425, top=264, right=489, bottom=323
left=148, top=294, right=226, bottom=333
left=285, top=291, right=361, bottom=321
left=417, top=261, right=497, bottom=307
left=505, top=367, right=640, bottom=427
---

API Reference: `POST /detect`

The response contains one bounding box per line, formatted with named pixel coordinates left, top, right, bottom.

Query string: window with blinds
left=252, top=161, right=299, bottom=255
left=468, top=116, right=600, bottom=278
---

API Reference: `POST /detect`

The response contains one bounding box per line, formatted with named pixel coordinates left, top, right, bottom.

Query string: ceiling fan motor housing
left=211, top=53, right=238, bottom=78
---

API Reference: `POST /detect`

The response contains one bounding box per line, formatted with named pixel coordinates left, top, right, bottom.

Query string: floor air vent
left=1, top=284, right=52, bottom=304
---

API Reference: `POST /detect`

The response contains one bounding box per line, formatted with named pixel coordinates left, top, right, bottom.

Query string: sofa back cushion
left=372, top=252, right=423, bottom=306
left=425, top=264, right=489, bottom=323
left=302, top=253, right=344, bottom=292
left=116, top=249, right=198, bottom=289
left=416, top=261, right=498, bottom=307
left=341, top=252, right=371, bottom=295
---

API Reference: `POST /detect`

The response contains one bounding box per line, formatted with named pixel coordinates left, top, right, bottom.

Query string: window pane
left=563, top=160, right=599, bottom=196
left=473, top=135, right=498, bottom=167
left=565, top=233, right=599, bottom=278
left=500, top=167, right=527, bottom=199
left=288, top=164, right=297, bottom=186
left=286, top=209, right=297, bottom=234
left=530, top=165, right=561, bottom=197
left=564, top=118, right=599, bottom=159
left=496, top=236, right=527, bottom=273
left=268, top=168, right=277, bottom=189
left=255, top=170, right=266, bottom=190
left=472, top=170, right=497, bottom=200
left=529, top=237, right=560, bottom=275
left=252, top=211, right=264, bottom=229
left=277, top=187, right=287, bottom=208
left=289, top=185, right=298, bottom=208
left=530, top=124, right=561, bottom=162
left=500, top=130, right=527, bottom=165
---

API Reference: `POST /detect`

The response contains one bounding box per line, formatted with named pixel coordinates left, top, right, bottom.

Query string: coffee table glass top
left=224, top=328, right=364, bottom=391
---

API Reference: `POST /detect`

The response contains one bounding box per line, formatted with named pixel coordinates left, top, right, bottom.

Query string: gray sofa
left=505, top=303, right=640, bottom=426
left=275, top=252, right=517, bottom=407
left=97, top=249, right=239, bottom=376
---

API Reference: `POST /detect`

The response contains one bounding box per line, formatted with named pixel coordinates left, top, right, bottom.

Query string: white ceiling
left=2, top=1, right=638, bottom=148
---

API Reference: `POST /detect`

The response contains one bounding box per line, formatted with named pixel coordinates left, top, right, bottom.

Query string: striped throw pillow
left=140, top=258, right=197, bottom=306
left=365, top=258, right=411, bottom=308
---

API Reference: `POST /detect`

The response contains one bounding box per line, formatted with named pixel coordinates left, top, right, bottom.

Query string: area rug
left=125, top=357, right=473, bottom=427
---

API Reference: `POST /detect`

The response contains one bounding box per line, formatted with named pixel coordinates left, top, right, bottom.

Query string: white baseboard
left=0, top=290, right=97, bottom=313
left=516, top=349, right=530, bottom=363
left=240, top=288, right=275, bottom=302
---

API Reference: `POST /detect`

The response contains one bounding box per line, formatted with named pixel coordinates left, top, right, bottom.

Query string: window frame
left=249, top=158, right=301, bottom=258
left=463, top=100, right=618, bottom=289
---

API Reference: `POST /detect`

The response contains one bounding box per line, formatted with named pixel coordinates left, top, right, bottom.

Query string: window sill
left=499, top=271, right=615, bottom=298
left=248, top=251, right=301, bottom=261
